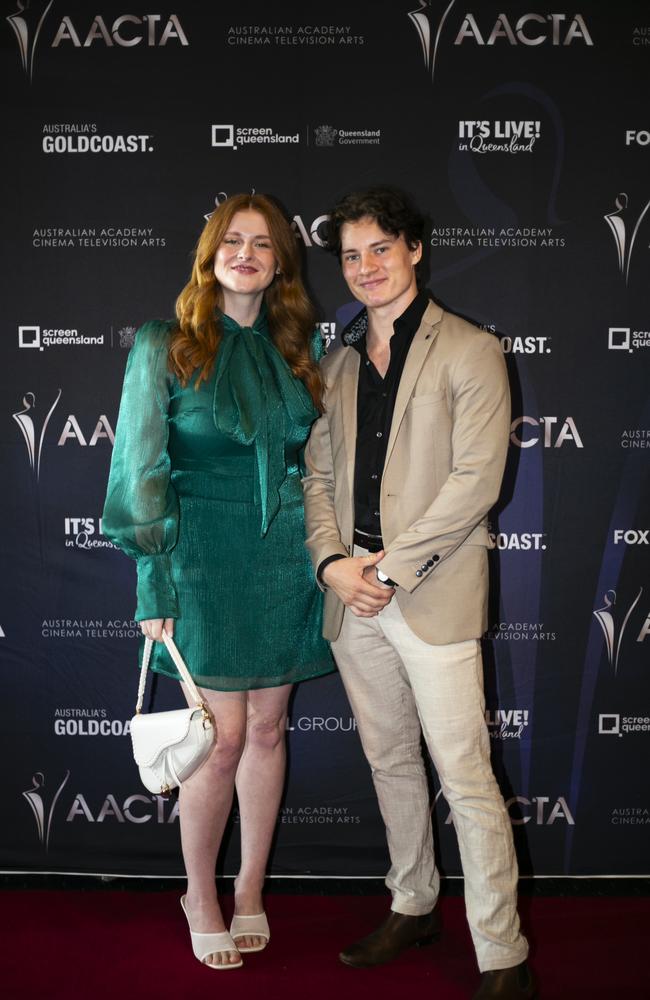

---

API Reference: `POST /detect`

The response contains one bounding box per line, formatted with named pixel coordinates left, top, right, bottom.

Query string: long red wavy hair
left=170, top=193, right=323, bottom=411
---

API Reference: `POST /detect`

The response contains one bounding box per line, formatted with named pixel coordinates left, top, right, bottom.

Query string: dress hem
left=148, top=659, right=335, bottom=692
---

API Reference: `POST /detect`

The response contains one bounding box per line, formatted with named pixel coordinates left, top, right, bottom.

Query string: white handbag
left=130, top=632, right=215, bottom=796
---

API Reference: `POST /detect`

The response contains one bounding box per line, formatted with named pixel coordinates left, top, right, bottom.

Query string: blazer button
left=421, top=564, right=428, bottom=571
left=415, top=570, right=423, bottom=577
left=432, top=554, right=440, bottom=562
left=427, top=559, right=434, bottom=567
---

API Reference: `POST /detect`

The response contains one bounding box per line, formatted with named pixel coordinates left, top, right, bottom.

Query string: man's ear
left=411, top=241, right=423, bottom=265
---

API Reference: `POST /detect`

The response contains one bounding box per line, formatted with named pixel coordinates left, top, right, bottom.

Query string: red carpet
left=3, top=891, right=648, bottom=999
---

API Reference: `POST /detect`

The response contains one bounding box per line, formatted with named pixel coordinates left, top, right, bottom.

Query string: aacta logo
left=22, top=770, right=70, bottom=851
left=407, top=1, right=459, bottom=82
left=593, top=588, right=648, bottom=675
left=205, top=191, right=329, bottom=249
left=13, top=391, right=115, bottom=480
left=432, top=788, right=575, bottom=825
left=22, top=771, right=178, bottom=851
left=7, top=3, right=188, bottom=81
left=454, top=12, right=593, bottom=46
left=510, top=416, right=583, bottom=448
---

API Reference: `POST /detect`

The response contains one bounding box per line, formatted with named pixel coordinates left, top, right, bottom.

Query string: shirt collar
left=341, top=288, right=432, bottom=349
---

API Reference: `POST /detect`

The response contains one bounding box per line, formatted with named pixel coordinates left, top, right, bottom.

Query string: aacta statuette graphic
left=593, top=588, right=643, bottom=675
left=408, top=0, right=457, bottom=82
left=6, top=0, right=54, bottom=82
left=12, top=389, right=62, bottom=481
left=22, top=771, right=70, bottom=851
left=604, top=193, right=650, bottom=285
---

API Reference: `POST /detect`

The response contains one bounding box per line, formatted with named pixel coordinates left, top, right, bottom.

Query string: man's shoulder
left=435, top=306, right=501, bottom=358
left=321, top=342, right=356, bottom=379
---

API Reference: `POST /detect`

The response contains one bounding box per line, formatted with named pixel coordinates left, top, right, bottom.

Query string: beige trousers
left=331, top=563, right=529, bottom=972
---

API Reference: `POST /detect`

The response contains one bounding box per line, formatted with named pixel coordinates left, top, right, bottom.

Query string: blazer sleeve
left=302, top=372, right=349, bottom=586
left=102, top=320, right=180, bottom=621
left=378, top=333, right=510, bottom=592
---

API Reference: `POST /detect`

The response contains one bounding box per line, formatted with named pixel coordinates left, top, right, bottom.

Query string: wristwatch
left=376, top=569, right=397, bottom=587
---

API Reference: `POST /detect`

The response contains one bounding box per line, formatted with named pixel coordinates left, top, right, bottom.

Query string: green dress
left=103, top=311, right=332, bottom=691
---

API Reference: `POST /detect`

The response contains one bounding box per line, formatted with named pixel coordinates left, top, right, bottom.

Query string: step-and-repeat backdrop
left=2, top=2, right=648, bottom=877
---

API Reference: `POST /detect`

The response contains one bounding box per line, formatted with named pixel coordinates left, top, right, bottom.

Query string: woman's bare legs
left=233, top=683, right=293, bottom=950
left=179, top=686, right=247, bottom=967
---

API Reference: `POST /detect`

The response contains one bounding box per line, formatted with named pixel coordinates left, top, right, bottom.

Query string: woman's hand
left=140, top=618, right=175, bottom=642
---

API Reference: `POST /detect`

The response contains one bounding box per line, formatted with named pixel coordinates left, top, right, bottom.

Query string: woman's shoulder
left=135, top=318, right=176, bottom=347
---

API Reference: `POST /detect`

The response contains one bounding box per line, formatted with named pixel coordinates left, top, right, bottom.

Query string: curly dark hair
left=325, top=187, right=425, bottom=267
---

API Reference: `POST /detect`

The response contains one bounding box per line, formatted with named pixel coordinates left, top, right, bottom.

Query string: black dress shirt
left=350, top=289, right=431, bottom=538
left=317, top=289, right=431, bottom=582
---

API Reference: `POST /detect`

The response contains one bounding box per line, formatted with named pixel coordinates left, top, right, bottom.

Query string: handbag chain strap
left=136, top=632, right=206, bottom=714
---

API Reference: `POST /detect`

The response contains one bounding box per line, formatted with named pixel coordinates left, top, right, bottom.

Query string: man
left=302, top=188, right=536, bottom=999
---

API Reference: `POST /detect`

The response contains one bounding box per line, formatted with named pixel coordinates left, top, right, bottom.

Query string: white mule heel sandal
left=230, top=912, right=270, bottom=953
left=180, top=896, right=243, bottom=970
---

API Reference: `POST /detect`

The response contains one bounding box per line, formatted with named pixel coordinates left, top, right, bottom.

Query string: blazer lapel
left=384, top=302, right=442, bottom=469
left=337, top=347, right=360, bottom=500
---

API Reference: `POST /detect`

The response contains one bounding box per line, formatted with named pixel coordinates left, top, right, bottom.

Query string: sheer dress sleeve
left=102, top=320, right=180, bottom=621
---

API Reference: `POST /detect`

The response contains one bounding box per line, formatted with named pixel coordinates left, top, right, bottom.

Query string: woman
left=103, top=194, right=332, bottom=970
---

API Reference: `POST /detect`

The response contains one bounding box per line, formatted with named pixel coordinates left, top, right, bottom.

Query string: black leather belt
left=353, top=529, right=384, bottom=553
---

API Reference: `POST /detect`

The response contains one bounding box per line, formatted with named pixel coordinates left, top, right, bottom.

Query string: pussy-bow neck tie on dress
left=213, top=310, right=317, bottom=535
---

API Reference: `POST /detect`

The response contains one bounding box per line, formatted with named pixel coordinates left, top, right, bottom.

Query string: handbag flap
left=130, top=707, right=200, bottom=767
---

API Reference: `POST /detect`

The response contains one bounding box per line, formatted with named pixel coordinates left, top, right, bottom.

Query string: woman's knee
left=245, top=713, right=286, bottom=753
left=206, top=728, right=246, bottom=773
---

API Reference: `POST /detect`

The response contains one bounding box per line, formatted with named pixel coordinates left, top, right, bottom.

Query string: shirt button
left=376, top=431, right=382, bottom=438
left=382, top=392, right=387, bottom=398
left=374, top=511, right=380, bottom=517
left=365, top=360, right=370, bottom=366
left=371, top=474, right=378, bottom=480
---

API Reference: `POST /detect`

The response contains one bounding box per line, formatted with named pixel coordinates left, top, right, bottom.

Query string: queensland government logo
left=312, top=125, right=380, bottom=146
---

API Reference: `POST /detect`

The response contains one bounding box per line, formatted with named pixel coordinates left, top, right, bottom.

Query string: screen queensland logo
left=6, top=3, right=188, bottom=82
left=211, top=124, right=301, bottom=150
left=18, top=324, right=104, bottom=351
left=608, top=327, right=650, bottom=355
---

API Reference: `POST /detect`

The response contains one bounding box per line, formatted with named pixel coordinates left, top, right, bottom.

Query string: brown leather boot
left=472, top=961, right=537, bottom=999
left=339, top=907, right=442, bottom=968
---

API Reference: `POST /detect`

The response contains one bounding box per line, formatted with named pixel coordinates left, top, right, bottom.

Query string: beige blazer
left=302, top=300, right=510, bottom=645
